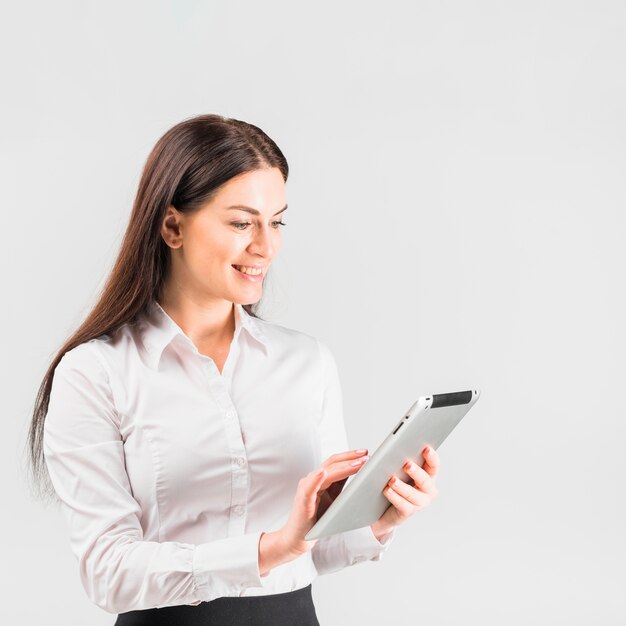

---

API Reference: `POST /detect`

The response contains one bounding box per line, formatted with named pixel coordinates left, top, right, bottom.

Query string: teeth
left=234, top=265, right=263, bottom=276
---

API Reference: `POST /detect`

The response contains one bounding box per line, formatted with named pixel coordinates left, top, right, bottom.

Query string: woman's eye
left=231, top=221, right=287, bottom=230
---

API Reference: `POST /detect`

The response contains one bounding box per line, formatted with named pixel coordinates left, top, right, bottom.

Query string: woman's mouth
left=232, top=264, right=264, bottom=282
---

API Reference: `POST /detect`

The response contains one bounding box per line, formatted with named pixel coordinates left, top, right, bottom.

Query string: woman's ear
left=161, top=205, right=183, bottom=248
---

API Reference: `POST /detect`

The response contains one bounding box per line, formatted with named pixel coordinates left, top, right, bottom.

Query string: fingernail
left=355, top=448, right=368, bottom=454
left=351, top=456, right=368, bottom=465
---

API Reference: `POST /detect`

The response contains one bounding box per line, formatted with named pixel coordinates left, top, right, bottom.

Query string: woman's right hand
left=279, top=448, right=370, bottom=558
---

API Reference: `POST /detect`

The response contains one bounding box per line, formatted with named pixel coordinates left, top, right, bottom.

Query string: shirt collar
left=141, top=300, right=271, bottom=371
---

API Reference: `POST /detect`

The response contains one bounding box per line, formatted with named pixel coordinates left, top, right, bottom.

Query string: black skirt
left=113, top=584, right=320, bottom=626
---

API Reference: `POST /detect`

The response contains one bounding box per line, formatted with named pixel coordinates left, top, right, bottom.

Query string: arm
left=43, top=344, right=282, bottom=613
left=310, top=340, right=397, bottom=576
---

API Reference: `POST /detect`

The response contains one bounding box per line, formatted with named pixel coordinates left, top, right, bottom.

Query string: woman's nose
left=249, top=225, right=276, bottom=257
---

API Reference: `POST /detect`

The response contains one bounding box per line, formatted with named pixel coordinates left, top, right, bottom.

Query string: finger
left=422, top=446, right=440, bottom=478
left=309, top=468, right=326, bottom=496
left=321, top=454, right=369, bottom=488
left=382, top=481, right=415, bottom=516
left=387, top=475, right=432, bottom=508
left=403, top=461, right=438, bottom=496
left=323, top=449, right=369, bottom=466
left=346, top=454, right=369, bottom=468
left=337, top=455, right=369, bottom=481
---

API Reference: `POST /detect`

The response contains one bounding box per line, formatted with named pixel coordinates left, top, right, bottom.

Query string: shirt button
left=236, top=457, right=246, bottom=467
left=233, top=505, right=244, bottom=516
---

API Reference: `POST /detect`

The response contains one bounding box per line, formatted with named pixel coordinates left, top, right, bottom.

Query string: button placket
left=201, top=351, right=249, bottom=536
left=228, top=419, right=249, bottom=533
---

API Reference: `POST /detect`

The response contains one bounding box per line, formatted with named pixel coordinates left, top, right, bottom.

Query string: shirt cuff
left=192, top=531, right=265, bottom=598
left=342, top=525, right=397, bottom=563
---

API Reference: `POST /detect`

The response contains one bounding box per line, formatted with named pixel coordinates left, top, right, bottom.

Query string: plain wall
left=2, top=1, right=624, bottom=624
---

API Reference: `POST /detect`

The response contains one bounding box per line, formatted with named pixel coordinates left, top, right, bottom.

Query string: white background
left=2, top=1, right=624, bottom=624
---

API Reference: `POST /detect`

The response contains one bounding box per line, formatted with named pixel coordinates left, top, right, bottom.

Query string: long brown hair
left=26, top=113, right=289, bottom=502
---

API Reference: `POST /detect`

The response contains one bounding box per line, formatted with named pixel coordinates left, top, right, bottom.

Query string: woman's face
left=161, top=167, right=286, bottom=306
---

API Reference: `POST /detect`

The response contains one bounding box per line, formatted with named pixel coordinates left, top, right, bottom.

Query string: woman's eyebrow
left=225, top=204, right=288, bottom=216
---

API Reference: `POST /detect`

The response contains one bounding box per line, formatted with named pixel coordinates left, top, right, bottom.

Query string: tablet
left=304, top=388, right=481, bottom=540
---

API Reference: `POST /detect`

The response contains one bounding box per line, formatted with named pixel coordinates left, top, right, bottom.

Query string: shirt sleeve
left=43, top=344, right=266, bottom=614
left=310, top=340, right=396, bottom=576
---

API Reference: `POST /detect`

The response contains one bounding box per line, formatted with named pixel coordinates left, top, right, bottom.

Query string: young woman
left=27, top=114, right=440, bottom=625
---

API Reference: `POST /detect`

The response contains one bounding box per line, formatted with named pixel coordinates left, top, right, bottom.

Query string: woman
left=27, top=114, right=440, bottom=625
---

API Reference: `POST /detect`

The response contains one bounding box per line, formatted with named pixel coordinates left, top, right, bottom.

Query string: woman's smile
left=232, top=264, right=265, bottom=282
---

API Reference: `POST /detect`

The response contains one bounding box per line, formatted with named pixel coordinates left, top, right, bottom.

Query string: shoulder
left=50, top=340, right=117, bottom=413
left=56, top=319, right=142, bottom=379
left=253, top=315, right=333, bottom=358
left=55, top=338, right=110, bottom=377
left=55, top=317, right=133, bottom=377
left=252, top=314, right=337, bottom=375
left=46, top=339, right=121, bottom=441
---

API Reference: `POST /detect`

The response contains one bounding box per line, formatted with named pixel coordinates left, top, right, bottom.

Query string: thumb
left=309, top=468, right=326, bottom=498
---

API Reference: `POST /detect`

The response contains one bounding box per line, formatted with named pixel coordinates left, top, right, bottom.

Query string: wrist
left=276, top=526, right=313, bottom=559
left=370, top=520, right=396, bottom=542
left=258, top=529, right=301, bottom=577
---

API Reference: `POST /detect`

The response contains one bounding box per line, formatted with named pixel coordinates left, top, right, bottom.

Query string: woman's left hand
left=374, top=445, right=440, bottom=532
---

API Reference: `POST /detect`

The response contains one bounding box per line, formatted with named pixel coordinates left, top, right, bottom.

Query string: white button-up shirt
left=43, top=300, right=395, bottom=614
